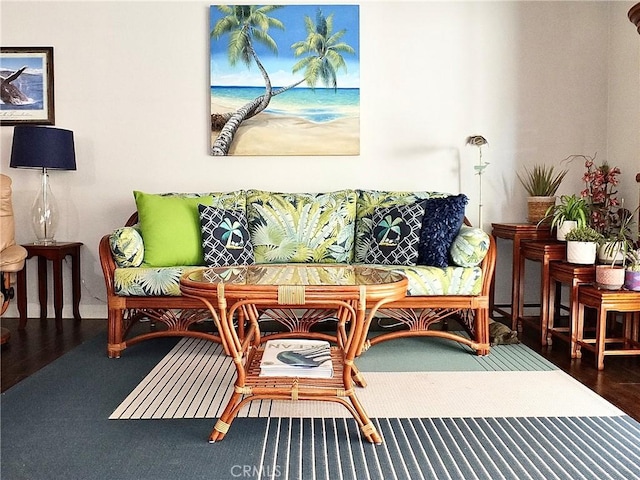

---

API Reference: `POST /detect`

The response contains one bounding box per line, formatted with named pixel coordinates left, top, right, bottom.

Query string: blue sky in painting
left=0, top=56, right=43, bottom=74
left=210, top=4, right=360, bottom=88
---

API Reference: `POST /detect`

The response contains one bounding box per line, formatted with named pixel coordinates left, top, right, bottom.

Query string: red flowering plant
left=579, top=155, right=622, bottom=237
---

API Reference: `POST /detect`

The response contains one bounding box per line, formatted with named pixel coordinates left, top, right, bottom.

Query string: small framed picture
left=0, top=46, right=55, bottom=125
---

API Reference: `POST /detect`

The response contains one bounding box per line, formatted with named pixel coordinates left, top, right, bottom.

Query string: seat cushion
left=114, top=266, right=203, bottom=296
left=114, top=263, right=482, bottom=297
left=364, top=264, right=484, bottom=296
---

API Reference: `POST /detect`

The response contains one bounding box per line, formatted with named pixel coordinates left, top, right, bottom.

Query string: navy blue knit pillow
left=417, top=194, right=468, bottom=267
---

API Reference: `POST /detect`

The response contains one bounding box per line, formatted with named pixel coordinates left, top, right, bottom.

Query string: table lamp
left=10, top=126, right=76, bottom=245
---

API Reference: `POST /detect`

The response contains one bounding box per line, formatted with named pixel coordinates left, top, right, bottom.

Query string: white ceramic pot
left=566, top=241, right=597, bottom=265
left=595, top=265, right=625, bottom=290
left=556, top=220, right=577, bottom=241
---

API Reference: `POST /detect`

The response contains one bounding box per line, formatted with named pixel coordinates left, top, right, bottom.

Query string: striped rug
left=108, top=336, right=640, bottom=479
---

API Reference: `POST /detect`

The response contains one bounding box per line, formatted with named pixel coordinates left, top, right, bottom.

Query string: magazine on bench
left=260, top=339, right=333, bottom=378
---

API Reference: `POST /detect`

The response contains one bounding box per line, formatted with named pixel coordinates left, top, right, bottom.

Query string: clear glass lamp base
left=31, top=169, right=60, bottom=245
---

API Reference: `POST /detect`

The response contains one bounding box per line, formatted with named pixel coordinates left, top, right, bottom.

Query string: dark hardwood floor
left=2, top=316, right=639, bottom=423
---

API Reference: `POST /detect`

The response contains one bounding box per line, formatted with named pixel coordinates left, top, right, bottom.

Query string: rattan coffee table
left=180, top=264, right=408, bottom=444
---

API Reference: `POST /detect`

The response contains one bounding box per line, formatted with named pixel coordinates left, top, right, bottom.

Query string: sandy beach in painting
left=210, top=99, right=360, bottom=156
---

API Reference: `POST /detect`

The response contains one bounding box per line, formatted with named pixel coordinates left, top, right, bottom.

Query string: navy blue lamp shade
left=10, top=126, right=76, bottom=170
left=9, top=126, right=76, bottom=244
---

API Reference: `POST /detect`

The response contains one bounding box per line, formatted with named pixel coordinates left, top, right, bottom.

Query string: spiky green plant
left=539, top=194, right=589, bottom=230
left=517, top=164, right=568, bottom=197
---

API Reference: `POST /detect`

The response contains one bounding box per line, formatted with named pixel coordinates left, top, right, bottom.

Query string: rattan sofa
left=99, top=189, right=496, bottom=358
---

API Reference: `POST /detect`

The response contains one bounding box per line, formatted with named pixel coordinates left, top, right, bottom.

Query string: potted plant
left=517, top=164, right=569, bottom=224
left=595, top=209, right=637, bottom=289
left=598, top=206, right=638, bottom=264
left=579, top=155, right=622, bottom=237
left=538, top=194, right=589, bottom=241
left=564, top=226, right=603, bottom=265
left=624, top=248, right=640, bottom=291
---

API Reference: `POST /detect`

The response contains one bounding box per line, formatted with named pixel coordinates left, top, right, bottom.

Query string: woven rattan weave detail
left=278, top=285, right=305, bottom=305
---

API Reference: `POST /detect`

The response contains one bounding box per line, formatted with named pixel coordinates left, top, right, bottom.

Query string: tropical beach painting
left=0, top=47, right=54, bottom=125
left=210, top=5, right=360, bottom=156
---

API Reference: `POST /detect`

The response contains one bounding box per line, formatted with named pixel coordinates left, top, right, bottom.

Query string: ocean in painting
left=211, top=86, right=359, bottom=123
left=0, top=70, right=43, bottom=110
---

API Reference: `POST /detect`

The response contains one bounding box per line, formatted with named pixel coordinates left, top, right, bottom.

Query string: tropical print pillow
left=364, top=202, right=425, bottom=265
left=450, top=226, right=490, bottom=267
left=199, top=205, right=254, bottom=266
left=355, top=190, right=447, bottom=263
left=109, top=226, right=144, bottom=268
left=246, top=189, right=357, bottom=263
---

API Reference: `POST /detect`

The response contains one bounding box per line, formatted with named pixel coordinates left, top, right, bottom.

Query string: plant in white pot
left=564, top=226, right=603, bottom=265
left=517, top=164, right=569, bottom=224
left=624, top=248, right=640, bottom=291
left=598, top=206, right=638, bottom=264
left=595, top=211, right=637, bottom=290
left=538, top=194, right=589, bottom=241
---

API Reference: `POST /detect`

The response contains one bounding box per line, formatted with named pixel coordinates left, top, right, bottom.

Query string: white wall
left=1, top=0, right=638, bottom=319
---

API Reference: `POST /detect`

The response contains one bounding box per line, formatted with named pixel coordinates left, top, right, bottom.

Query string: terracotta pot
left=566, top=241, right=597, bottom=264
left=527, top=196, right=556, bottom=224
left=624, top=270, right=640, bottom=291
left=595, top=265, right=625, bottom=290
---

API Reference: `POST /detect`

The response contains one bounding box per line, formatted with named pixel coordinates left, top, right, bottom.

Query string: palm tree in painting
left=211, top=6, right=356, bottom=156
left=290, top=9, right=355, bottom=91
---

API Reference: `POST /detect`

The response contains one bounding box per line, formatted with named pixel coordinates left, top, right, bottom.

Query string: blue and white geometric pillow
left=364, top=202, right=425, bottom=265
left=198, top=205, right=254, bottom=266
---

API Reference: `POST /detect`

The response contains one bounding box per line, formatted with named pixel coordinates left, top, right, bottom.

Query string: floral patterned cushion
left=246, top=189, right=356, bottom=264
left=109, top=226, right=144, bottom=268
left=363, top=202, right=425, bottom=265
left=363, top=264, right=483, bottom=296
left=114, top=264, right=482, bottom=297
left=450, top=226, right=490, bottom=267
left=113, top=266, right=202, bottom=296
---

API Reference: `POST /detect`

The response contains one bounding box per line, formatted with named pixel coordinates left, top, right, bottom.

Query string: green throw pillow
left=133, top=191, right=213, bottom=267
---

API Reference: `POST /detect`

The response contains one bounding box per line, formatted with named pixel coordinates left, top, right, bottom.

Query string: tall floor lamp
left=9, top=126, right=76, bottom=245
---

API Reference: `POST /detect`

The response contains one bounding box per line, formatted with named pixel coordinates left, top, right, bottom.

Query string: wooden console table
left=16, top=242, right=83, bottom=331
left=575, top=286, right=640, bottom=370
left=490, top=223, right=552, bottom=328
left=517, top=240, right=566, bottom=345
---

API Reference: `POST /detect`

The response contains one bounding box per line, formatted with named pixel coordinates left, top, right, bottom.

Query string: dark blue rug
left=2, top=334, right=640, bottom=480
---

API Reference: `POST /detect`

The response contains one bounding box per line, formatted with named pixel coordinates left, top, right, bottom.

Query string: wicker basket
left=527, top=196, right=555, bottom=224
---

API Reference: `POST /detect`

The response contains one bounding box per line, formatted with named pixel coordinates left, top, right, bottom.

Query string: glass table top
left=186, top=264, right=406, bottom=287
